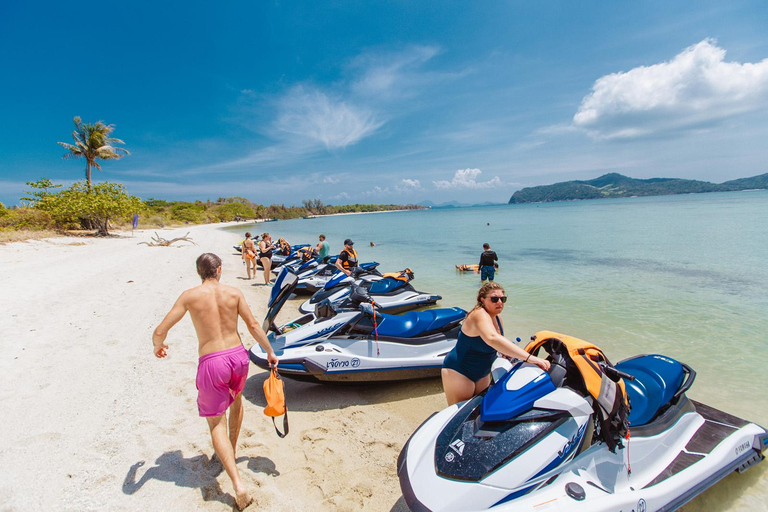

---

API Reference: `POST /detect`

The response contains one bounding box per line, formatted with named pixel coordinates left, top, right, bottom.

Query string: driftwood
left=138, top=232, right=196, bottom=247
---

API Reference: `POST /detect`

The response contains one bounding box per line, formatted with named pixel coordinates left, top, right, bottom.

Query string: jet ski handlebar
left=600, top=363, right=636, bottom=383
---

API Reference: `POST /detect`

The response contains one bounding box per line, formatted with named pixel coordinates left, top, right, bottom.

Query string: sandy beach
left=0, top=223, right=445, bottom=511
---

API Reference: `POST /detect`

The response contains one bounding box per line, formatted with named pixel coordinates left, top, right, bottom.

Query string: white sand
left=0, top=223, right=446, bottom=511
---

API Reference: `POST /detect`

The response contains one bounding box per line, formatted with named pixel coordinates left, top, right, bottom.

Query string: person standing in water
left=441, top=282, right=549, bottom=405
left=152, top=253, right=279, bottom=510
left=477, top=242, right=498, bottom=282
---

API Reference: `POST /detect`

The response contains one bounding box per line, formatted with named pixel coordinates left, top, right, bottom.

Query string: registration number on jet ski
left=326, top=358, right=361, bottom=369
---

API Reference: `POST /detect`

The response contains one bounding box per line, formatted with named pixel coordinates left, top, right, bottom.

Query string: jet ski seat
left=368, top=278, right=408, bottom=294
left=615, top=355, right=686, bottom=426
left=375, top=307, right=466, bottom=338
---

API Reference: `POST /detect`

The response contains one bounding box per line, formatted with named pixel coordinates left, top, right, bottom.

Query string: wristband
left=525, top=354, right=531, bottom=362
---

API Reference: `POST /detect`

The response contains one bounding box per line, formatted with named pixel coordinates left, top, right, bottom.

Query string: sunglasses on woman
left=488, top=296, right=507, bottom=303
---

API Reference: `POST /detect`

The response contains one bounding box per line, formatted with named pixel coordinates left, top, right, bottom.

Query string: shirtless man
left=152, top=253, right=278, bottom=510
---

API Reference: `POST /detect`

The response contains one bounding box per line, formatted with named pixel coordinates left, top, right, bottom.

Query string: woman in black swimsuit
left=441, top=282, right=550, bottom=405
left=258, top=233, right=273, bottom=286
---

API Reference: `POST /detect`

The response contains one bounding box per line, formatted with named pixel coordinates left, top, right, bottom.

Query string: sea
left=226, top=190, right=768, bottom=510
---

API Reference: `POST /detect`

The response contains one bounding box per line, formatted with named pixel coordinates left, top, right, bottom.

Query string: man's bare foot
left=235, top=488, right=253, bottom=510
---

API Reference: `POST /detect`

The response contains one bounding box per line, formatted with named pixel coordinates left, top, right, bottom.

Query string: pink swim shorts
left=196, top=345, right=250, bottom=417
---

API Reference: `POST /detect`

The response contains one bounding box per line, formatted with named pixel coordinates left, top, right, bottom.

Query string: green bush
left=170, top=203, right=207, bottom=223
left=214, top=202, right=256, bottom=221
left=0, top=207, right=55, bottom=230
left=0, top=202, right=6, bottom=217
left=46, top=181, right=146, bottom=235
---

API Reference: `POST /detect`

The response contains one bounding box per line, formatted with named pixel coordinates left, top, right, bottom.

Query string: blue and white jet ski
left=298, top=268, right=441, bottom=316
left=293, top=261, right=381, bottom=295
left=249, top=270, right=466, bottom=382
left=397, top=330, right=768, bottom=511
left=257, top=243, right=311, bottom=269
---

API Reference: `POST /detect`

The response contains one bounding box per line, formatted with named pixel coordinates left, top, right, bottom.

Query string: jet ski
left=273, top=254, right=332, bottom=277
left=256, top=242, right=311, bottom=268
left=397, top=331, right=767, bottom=511
left=249, top=270, right=466, bottom=382
left=294, top=261, right=381, bottom=295
left=298, top=268, right=441, bottom=316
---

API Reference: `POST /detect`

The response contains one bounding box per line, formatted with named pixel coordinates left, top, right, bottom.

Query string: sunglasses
left=488, top=296, right=507, bottom=303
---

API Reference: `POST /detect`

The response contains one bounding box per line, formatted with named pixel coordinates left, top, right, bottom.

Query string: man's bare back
left=173, top=281, right=247, bottom=356
left=153, top=271, right=277, bottom=361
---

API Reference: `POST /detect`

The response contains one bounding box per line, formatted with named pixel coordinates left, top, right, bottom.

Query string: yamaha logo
left=444, top=452, right=455, bottom=462
left=449, top=439, right=465, bottom=456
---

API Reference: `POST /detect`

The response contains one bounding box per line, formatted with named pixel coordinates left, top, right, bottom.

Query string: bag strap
left=272, top=412, right=289, bottom=438
left=271, top=366, right=289, bottom=438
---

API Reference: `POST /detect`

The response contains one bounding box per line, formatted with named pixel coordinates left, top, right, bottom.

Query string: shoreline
left=0, top=223, right=444, bottom=511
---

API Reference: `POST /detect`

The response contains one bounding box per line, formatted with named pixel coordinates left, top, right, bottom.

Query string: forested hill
left=508, top=173, right=768, bottom=204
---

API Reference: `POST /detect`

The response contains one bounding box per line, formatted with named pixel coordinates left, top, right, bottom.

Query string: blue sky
left=2, top=1, right=768, bottom=207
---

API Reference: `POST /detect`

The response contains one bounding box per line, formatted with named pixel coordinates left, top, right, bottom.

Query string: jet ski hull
left=250, top=333, right=457, bottom=383
left=397, top=354, right=768, bottom=511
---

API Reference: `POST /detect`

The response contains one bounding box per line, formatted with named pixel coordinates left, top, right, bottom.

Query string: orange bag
left=263, top=367, right=289, bottom=437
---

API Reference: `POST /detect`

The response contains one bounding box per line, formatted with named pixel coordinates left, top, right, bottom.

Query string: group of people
left=153, top=235, right=547, bottom=509
left=240, top=232, right=274, bottom=285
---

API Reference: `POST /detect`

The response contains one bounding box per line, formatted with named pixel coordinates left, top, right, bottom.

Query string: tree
left=20, top=178, right=63, bottom=208
left=47, top=181, right=145, bottom=236
left=58, top=116, right=130, bottom=190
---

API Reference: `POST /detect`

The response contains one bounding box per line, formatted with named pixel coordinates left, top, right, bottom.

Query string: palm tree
left=58, top=116, right=129, bottom=190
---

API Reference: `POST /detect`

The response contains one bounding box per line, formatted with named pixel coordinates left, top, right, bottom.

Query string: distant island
left=508, top=173, right=768, bottom=204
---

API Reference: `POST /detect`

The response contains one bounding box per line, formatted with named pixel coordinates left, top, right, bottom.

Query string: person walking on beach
left=477, top=243, right=498, bottom=282
left=335, top=239, right=359, bottom=276
left=241, top=232, right=258, bottom=280
left=441, top=282, right=550, bottom=405
left=152, top=253, right=279, bottom=510
left=258, top=233, right=273, bottom=286
left=316, top=234, right=329, bottom=261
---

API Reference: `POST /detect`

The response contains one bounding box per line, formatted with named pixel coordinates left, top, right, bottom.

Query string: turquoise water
left=226, top=190, right=768, bottom=507
left=229, top=190, right=768, bottom=423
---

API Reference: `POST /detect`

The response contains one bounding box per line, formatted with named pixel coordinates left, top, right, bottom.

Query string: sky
left=2, top=1, right=768, bottom=207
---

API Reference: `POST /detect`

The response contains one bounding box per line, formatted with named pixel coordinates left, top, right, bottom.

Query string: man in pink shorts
left=153, top=253, right=278, bottom=510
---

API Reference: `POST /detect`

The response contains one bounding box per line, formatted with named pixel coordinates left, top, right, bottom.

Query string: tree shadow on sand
left=242, top=370, right=444, bottom=412
left=123, top=451, right=280, bottom=507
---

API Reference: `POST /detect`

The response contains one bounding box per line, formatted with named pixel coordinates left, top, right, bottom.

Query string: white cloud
left=361, top=186, right=391, bottom=197
left=432, top=169, right=502, bottom=189
left=394, top=178, right=422, bottom=193
left=323, top=176, right=341, bottom=184
left=332, top=192, right=351, bottom=201
left=350, top=45, right=441, bottom=99
left=574, top=39, right=768, bottom=139
left=274, top=85, right=383, bottom=150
